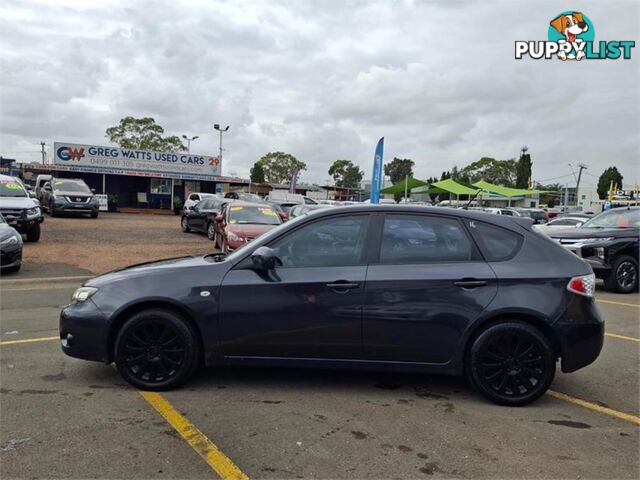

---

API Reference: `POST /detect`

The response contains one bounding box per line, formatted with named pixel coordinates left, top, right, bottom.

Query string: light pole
left=181, top=135, right=199, bottom=154
left=213, top=124, right=229, bottom=164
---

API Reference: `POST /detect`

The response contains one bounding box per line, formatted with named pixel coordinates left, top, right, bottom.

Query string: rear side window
left=380, top=214, right=476, bottom=264
left=470, top=221, right=523, bottom=261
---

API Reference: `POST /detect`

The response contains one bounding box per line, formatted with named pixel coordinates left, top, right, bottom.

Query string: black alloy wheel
left=114, top=309, right=198, bottom=390
left=181, top=216, right=190, bottom=233
left=467, top=322, right=555, bottom=406
left=606, top=255, right=638, bottom=293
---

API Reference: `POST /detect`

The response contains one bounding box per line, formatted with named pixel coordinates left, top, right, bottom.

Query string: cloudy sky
left=1, top=0, right=638, bottom=187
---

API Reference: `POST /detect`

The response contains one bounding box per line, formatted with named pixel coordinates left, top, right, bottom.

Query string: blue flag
left=289, top=169, right=299, bottom=193
left=370, top=137, right=384, bottom=204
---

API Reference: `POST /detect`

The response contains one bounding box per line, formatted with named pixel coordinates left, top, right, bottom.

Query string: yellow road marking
left=606, top=332, right=640, bottom=343
left=139, top=391, right=248, bottom=480
left=547, top=390, right=640, bottom=425
left=0, top=336, right=58, bottom=346
left=596, top=299, right=640, bottom=309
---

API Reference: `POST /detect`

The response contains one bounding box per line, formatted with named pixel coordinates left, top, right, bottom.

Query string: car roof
left=225, top=201, right=276, bottom=208
left=305, top=204, right=533, bottom=232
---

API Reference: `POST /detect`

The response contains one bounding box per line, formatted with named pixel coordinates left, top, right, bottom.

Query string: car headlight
left=53, top=195, right=66, bottom=203
left=71, top=286, right=98, bottom=304
left=26, top=207, right=40, bottom=217
left=226, top=231, right=244, bottom=242
left=0, top=234, right=21, bottom=247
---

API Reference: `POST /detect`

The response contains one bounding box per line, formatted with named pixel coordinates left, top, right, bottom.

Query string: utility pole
left=40, top=142, right=46, bottom=164
left=213, top=124, right=230, bottom=165
left=575, top=163, right=587, bottom=206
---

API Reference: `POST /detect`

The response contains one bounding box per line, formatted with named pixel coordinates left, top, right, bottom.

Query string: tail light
left=567, top=274, right=596, bottom=297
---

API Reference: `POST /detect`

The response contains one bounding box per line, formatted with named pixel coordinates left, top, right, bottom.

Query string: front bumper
left=55, top=202, right=99, bottom=215
left=554, top=297, right=604, bottom=373
left=11, top=216, right=43, bottom=234
left=59, top=300, right=110, bottom=363
left=0, top=244, right=22, bottom=269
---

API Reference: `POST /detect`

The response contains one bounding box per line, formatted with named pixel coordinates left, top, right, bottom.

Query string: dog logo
left=549, top=12, right=591, bottom=60
left=515, top=11, right=634, bottom=61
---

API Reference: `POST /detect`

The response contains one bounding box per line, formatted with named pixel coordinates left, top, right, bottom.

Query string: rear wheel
left=467, top=322, right=555, bottom=406
left=26, top=224, right=41, bottom=242
left=181, top=216, right=191, bottom=233
left=114, top=309, right=199, bottom=391
left=605, top=255, right=638, bottom=293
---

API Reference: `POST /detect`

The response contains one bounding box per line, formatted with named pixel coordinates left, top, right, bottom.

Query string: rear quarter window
left=469, top=220, right=524, bottom=262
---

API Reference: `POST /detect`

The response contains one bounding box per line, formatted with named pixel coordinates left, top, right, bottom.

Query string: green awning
left=472, top=180, right=545, bottom=197
left=426, top=178, right=480, bottom=196
left=380, top=177, right=429, bottom=194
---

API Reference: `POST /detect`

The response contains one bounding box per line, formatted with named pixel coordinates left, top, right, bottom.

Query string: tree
left=515, top=146, right=533, bottom=189
left=535, top=182, right=562, bottom=207
left=460, top=157, right=517, bottom=186
left=384, top=157, right=415, bottom=184
left=250, top=162, right=265, bottom=183
left=597, top=166, right=623, bottom=199
left=105, top=116, right=186, bottom=152
left=256, top=152, right=306, bottom=184
left=328, top=160, right=364, bottom=188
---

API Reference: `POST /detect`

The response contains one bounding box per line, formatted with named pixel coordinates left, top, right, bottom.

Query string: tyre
left=2, top=264, right=21, bottom=273
left=114, top=309, right=199, bottom=391
left=604, top=255, right=638, bottom=293
left=91, top=212, right=99, bottom=219
left=206, top=222, right=217, bottom=243
left=180, top=216, right=191, bottom=233
left=26, top=224, right=41, bottom=242
left=466, top=321, right=556, bottom=406
left=49, top=201, right=56, bottom=217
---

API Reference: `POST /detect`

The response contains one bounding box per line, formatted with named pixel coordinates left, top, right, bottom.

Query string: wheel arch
left=462, top=312, right=562, bottom=369
left=107, top=299, right=205, bottom=364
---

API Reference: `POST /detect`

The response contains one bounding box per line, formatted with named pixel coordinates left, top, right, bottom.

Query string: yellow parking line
left=139, top=391, right=248, bottom=480
left=596, top=299, right=640, bottom=308
left=606, top=332, right=640, bottom=343
left=546, top=390, right=640, bottom=425
left=0, top=336, right=58, bottom=346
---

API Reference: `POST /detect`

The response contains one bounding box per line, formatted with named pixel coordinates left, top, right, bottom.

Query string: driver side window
left=270, top=215, right=370, bottom=268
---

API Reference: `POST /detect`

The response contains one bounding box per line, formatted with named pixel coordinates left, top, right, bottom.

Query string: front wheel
left=26, top=224, right=41, bottom=242
left=49, top=202, right=56, bottom=217
left=206, top=222, right=217, bottom=243
left=467, top=322, right=556, bottom=406
left=91, top=212, right=99, bottom=219
left=605, top=255, right=638, bottom=293
left=180, top=216, right=191, bottom=233
left=114, top=309, right=199, bottom=391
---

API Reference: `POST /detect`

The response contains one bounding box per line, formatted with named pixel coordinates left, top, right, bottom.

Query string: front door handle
left=453, top=279, right=487, bottom=288
left=326, top=281, right=359, bottom=292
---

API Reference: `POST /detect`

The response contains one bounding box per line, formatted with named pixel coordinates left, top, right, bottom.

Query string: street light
left=213, top=124, right=229, bottom=164
left=181, top=135, right=199, bottom=154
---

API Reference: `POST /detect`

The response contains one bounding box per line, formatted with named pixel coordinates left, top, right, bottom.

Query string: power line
left=536, top=173, right=576, bottom=183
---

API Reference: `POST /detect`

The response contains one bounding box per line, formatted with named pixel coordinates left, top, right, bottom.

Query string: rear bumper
left=554, top=298, right=604, bottom=373
left=59, top=300, right=110, bottom=363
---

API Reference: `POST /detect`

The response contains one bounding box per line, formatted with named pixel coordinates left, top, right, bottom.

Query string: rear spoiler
left=510, top=216, right=534, bottom=231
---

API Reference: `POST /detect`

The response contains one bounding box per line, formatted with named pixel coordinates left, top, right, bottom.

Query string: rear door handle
left=326, top=281, right=359, bottom=292
left=453, top=279, right=487, bottom=288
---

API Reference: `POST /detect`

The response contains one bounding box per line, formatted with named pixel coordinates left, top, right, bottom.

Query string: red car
left=215, top=202, right=285, bottom=252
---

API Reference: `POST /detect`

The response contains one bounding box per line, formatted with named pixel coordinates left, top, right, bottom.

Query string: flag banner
left=289, top=169, right=300, bottom=193
left=370, top=137, right=384, bottom=204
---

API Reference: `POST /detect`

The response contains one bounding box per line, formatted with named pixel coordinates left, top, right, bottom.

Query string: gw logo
left=57, top=146, right=85, bottom=161
left=515, top=11, right=634, bottom=61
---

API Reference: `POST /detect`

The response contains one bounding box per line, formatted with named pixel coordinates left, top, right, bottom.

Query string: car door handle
left=326, top=281, right=359, bottom=292
left=453, top=279, right=487, bottom=288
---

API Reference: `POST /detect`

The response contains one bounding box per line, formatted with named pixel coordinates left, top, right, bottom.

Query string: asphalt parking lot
left=1, top=215, right=639, bottom=479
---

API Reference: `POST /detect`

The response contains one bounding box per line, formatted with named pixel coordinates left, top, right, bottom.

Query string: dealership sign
left=53, top=142, right=222, bottom=181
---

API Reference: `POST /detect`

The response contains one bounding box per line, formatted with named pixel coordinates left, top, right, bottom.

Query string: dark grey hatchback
left=60, top=206, right=604, bottom=405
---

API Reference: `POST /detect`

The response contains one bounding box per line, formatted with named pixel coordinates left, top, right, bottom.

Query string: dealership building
left=21, top=142, right=248, bottom=210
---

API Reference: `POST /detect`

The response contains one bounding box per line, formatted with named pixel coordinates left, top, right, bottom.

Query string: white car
left=484, top=207, right=521, bottom=216
left=533, top=216, right=586, bottom=235
left=183, top=192, right=218, bottom=212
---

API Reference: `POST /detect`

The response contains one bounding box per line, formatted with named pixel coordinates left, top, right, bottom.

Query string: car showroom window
left=470, top=221, right=523, bottom=262
left=150, top=179, right=171, bottom=194
left=271, top=215, right=369, bottom=268
left=380, top=214, right=474, bottom=264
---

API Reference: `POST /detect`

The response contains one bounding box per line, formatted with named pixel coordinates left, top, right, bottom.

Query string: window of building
left=150, top=179, right=171, bottom=195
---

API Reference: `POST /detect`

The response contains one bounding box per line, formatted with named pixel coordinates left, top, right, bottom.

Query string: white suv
left=184, top=192, right=218, bottom=212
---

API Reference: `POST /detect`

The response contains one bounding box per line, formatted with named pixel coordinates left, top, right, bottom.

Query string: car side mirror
left=215, top=214, right=224, bottom=222
left=251, top=246, right=282, bottom=270
left=91, top=188, right=96, bottom=193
